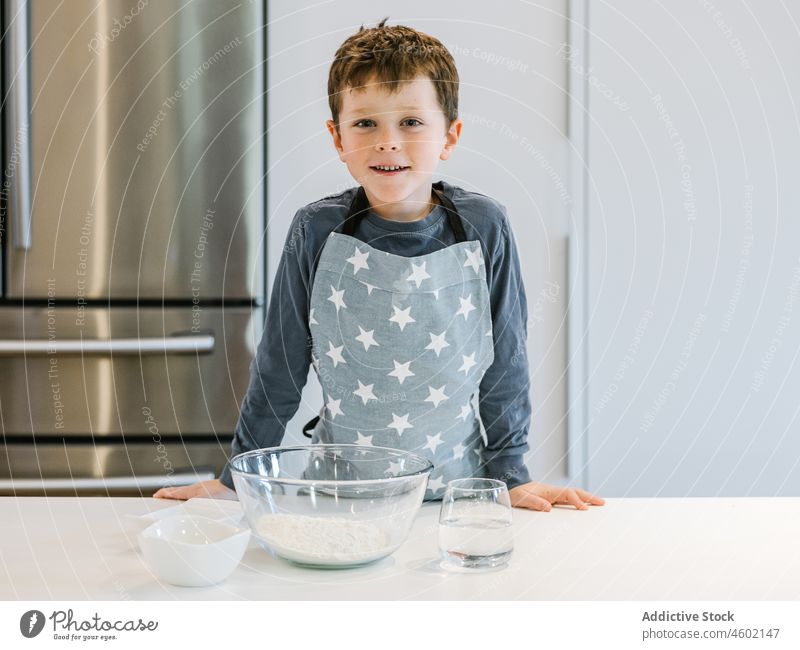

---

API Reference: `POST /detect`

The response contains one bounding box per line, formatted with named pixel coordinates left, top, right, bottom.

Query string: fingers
left=510, top=490, right=553, bottom=512
left=152, top=488, right=181, bottom=500
left=575, top=488, right=605, bottom=506
left=554, top=488, right=605, bottom=509
left=504, top=482, right=605, bottom=512
left=152, top=480, right=236, bottom=501
left=152, top=485, right=194, bottom=500
left=557, top=489, right=589, bottom=510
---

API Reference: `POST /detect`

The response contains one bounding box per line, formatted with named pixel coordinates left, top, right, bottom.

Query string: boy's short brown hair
left=328, top=17, right=459, bottom=134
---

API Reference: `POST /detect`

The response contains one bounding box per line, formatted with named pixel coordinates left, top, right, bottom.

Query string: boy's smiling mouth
left=370, top=164, right=411, bottom=175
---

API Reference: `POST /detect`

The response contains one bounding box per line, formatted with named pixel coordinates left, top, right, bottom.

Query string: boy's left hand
left=508, top=481, right=605, bottom=511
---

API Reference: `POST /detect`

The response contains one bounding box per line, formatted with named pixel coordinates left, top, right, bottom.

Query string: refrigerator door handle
left=0, top=333, right=215, bottom=355
left=5, top=0, right=33, bottom=250
left=0, top=472, right=215, bottom=492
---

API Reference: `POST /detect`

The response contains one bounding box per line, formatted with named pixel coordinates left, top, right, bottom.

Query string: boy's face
left=327, top=74, right=462, bottom=219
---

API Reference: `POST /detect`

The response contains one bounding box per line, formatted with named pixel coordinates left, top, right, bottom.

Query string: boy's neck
left=363, top=186, right=439, bottom=223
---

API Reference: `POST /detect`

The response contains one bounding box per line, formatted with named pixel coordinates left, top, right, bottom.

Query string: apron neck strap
left=341, top=181, right=467, bottom=243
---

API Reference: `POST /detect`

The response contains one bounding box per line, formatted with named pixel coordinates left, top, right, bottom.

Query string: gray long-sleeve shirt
left=219, top=180, right=533, bottom=492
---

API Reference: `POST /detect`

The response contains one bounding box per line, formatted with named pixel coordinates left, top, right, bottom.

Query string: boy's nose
left=375, top=127, right=402, bottom=151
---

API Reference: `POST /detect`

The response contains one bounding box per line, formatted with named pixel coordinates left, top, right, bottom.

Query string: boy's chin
left=362, top=179, right=432, bottom=204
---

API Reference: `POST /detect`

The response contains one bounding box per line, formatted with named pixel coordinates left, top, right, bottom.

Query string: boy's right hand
left=152, top=479, right=237, bottom=501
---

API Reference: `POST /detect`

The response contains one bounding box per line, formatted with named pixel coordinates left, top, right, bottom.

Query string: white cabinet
left=579, top=1, right=800, bottom=496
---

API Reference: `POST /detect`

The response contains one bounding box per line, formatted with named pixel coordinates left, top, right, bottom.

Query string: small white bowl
left=138, top=515, right=250, bottom=587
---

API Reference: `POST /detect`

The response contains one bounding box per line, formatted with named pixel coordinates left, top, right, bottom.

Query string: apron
left=303, top=181, right=495, bottom=500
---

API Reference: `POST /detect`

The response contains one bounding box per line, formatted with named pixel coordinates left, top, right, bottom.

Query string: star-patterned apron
left=303, top=181, right=495, bottom=500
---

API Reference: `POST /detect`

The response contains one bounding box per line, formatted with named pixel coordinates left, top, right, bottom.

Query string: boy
left=156, top=18, right=603, bottom=512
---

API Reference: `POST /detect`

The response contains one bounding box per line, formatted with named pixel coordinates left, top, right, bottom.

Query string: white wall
left=266, top=1, right=572, bottom=483
left=582, top=1, right=800, bottom=496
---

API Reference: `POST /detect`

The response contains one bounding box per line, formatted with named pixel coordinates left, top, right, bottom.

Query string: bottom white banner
left=1, top=601, right=798, bottom=649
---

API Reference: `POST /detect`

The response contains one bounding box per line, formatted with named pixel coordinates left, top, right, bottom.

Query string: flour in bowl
left=255, top=513, right=391, bottom=565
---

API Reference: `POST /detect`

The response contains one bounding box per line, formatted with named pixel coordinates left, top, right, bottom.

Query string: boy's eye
left=352, top=118, right=423, bottom=127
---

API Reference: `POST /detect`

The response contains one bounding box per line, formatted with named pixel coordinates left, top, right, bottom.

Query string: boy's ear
left=326, top=119, right=345, bottom=161
left=440, top=118, right=463, bottom=161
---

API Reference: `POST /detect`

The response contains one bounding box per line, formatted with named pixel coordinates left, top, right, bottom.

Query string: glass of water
left=438, top=478, right=514, bottom=569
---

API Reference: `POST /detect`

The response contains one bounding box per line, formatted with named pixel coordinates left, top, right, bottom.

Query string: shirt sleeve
left=478, top=208, right=533, bottom=490
left=219, top=211, right=314, bottom=489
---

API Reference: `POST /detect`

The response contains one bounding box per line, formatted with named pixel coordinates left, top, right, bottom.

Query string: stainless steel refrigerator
left=0, top=0, right=265, bottom=494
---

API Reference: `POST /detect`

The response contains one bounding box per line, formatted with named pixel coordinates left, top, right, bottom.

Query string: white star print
left=429, top=289, right=440, bottom=299
left=425, top=331, right=450, bottom=357
left=456, top=294, right=476, bottom=320
left=457, top=402, right=472, bottom=421
left=346, top=247, right=370, bottom=274
left=355, top=326, right=379, bottom=351
left=406, top=261, right=431, bottom=288
left=388, top=360, right=415, bottom=384
left=326, top=397, right=343, bottom=419
left=327, top=285, right=347, bottom=312
left=387, top=413, right=413, bottom=436
left=427, top=475, right=445, bottom=493
left=325, top=341, right=346, bottom=367
left=423, top=432, right=444, bottom=453
left=386, top=460, right=404, bottom=475
left=389, top=305, right=415, bottom=331
left=424, top=385, right=449, bottom=408
left=353, top=380, right=378, bottom=406
left=459, top=352, right=477, bottom=375
left=360, top=281, right=377, bottom=295
left=309, top=308, right=318, bottom=325
left=464, top=246, right=484, bottom=274
left=452, top=443, right=466, bottom=460
left=355, top=431, right=374, bottom=446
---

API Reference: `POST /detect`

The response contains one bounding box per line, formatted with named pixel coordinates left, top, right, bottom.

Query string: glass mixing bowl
left=228, top=444, right=433, bottom=568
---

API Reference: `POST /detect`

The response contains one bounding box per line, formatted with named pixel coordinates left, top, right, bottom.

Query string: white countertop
left=2, top=497, right=798, bottom=600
